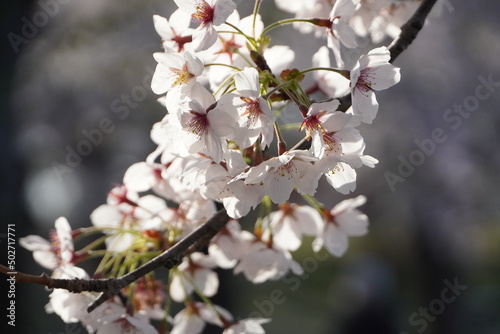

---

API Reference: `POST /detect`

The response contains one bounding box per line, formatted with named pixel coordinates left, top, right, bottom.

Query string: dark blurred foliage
left=2, top=1, right=500, bottom=333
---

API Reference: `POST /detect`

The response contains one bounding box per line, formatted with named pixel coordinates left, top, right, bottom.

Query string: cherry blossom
left=151, top=51, right=204, bottom=108
left=300, top=99, right=344, bottom=159
left=223, top=318, right=271, bottom=334
left=312, top=46, right=350, bottom=98
left=325, top=0, right=360, bottom=68
left=96, top=311, right=158, bottom=334
left=218, top=67, right=275, bottom=149
left=170, top=302, right=231, bottom=334
left=208, top=220, right=244, bottom=268
left=244, top=150, right=321, bottom=204
left=266, top=203, right=323, bottom=251
left=181, top=150, right=265, bottom=218
left=350, top=46, right=401, bottom=123
left=313, top=195, right=369, bottom=257
left=174, top=0, right=237, bottom=52
left=153, top=10, right=193, bottom=53
left=178, top=83, right=238, bottom=163
left=170, top=252, right=219, bottom=302
left=19, top=216, right=74, bottom=270
left=234, top=231, right=303, bottom=283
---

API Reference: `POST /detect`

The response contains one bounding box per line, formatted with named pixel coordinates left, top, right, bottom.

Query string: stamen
left=192, top=0, right=214, bottom=23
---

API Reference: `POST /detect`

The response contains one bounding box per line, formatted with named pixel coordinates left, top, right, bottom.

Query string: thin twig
left=388, top=0, right=438, bottom=63
left=87, top=208, right=230, bottom=312
left=1, top=209, right=230, bottom=312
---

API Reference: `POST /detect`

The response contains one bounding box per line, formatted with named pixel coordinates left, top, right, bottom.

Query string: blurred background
left=1, top=0, right=499, bottom=333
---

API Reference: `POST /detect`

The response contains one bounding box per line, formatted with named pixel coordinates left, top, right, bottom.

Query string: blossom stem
left=262, top=18, right=316, bottom=36
left=274, top=122, right=287, bottom=154
left=289, top=136, right=309, bottom=151
left=298, top=67, right=349, bottom=78
left=76, top=226, right=144, bottom=239
left=213, top=73, right=237, bottom=97
left=261, top=80, right=296, bottom=100
left=76, top=235, right=109, bottom=253
left=302, top=193, right=324, bottom=212
left=252, top=0, right=263, bottom=39
left=223, top=21, right=258, bottom=50
left=279, top=122, right=302, bottom=131
left=181, top=270, right=220, bottom=315
left=204, top=63, right=241, bottom=71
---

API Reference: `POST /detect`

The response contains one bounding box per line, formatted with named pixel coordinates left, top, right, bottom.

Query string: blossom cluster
left=20, top=0, right=405, bottom=333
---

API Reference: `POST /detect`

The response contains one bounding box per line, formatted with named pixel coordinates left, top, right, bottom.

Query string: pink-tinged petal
left=55, top=217, right=73, bottom=263
left=173, top=0, right=197, bottom=14
left=151, top=63, right=170, bottom=94
left=360, top=155, right=378, bottom=168
left=244, top=164, right=271, bottom=184
left=224, top=182, right=265, bottom=218
left=235, top=67, right=259, bottom=97
left=271, top=216, right=303, bottom=251
left=308, top=100, right=340, bottom=116
left=336, top=128, right=364, bottom=153
left=331, top=0, right=359, bottom=19
left=19, top=235, right=50, bottom=251
left=325, top=162, right=357, bottom=194
left=313, top=47, right=351, bottom=97
left=198, top=303, right=232, bottom=326
left=369, top=65, right=401, bottom=90
left=34, top=251, right=58, bottom=270
left=342, top=154, right=363, bottom=169
left=365, top=46, right=391, bottom=66
left=334, top=20, right=358, bottom=49
left=212, top=0, right=237, bottom=26
left=224, top=318, right=270, bottom=334
left=201, top=131, right=224, bottom=163
left=310, top=130, right=325, bottom=159
left=352, top=88, right=378, bottom=124
left=90, top=205, right=124, bottom=228
left=123, top=162, right=157, bottom=192
left=321, top=111, right=353, bottom=132
left=191, top=83, right=216, bottom=109
left=332, top=195, right=366, bottom=214
left=170, top=8, right=193, bottom=32
left=185, top=52, right=205, bottom=77
left=324, top=224, right=349, bottom=257
left=208, top=107, right=237, bottom=137
left=327, top=35, right=344, bottom=68
left=192, top=22, right=218, bottom=52
left=153, top=52, right=184, bottom=68
left=194, top=269, right=219, bottom=297
left=293, top=160, right=321, bottom=196
left=266, top=172, right=295, bottom=204
left=294, top=206, right=324, bottom=236
left=172, top=310, right=205, bottom=334
left=336, top=210, right=369, bottom=236
left=153, top=15, right=172, bottom=40
left=170, top=273, right=190, bottom=302
left=126, top=316, right=158, bottom=334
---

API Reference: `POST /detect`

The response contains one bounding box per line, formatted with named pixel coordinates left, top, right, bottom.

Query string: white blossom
left=350, top=46, right=401, bottom=123
left=313, top=195, right=369, bottom=257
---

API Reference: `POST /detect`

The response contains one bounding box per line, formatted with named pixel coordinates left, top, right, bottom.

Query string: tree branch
left=88, top=208, right=230, bottom=312
left=3, top=209, right=230, bottom=312
left=388, top=0, right=438, bottom=63
left=5, top=0, right=439, bottom=318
